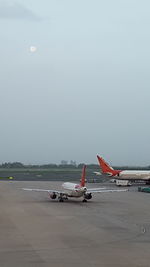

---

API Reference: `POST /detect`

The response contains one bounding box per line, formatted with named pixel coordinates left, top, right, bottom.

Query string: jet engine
left=84, top=193, right=92, bottom=200
left=49, top=192, right=57, bottom=199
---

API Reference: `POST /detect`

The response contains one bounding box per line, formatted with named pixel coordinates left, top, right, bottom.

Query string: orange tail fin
left=80, top=165, right=86, bottom=187
left=97, top=155, right=114, bottom=174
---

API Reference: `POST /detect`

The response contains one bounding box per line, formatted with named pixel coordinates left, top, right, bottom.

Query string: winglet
left=80, top=165, right=86, bottom=187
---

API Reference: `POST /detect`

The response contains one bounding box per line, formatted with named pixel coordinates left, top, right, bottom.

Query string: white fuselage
left=62, top=182, right=86, bottom=197
left=119, top=170, right=150, bottom=180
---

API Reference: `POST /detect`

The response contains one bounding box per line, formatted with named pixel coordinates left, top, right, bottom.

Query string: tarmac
left=0, top=181, right=150, bottom=267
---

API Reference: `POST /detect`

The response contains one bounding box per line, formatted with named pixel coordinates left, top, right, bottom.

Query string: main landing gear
left=58, top=198, right=64, bottom=202
left=82, top=199, right=87, bottom=202
left=58, top=194, right=68, bottom=202
left=58, top=193, right=64, bottom=202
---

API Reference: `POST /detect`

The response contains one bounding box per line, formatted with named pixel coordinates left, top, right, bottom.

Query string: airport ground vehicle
left=138, top=187, right=150, bottom=193
left=23, top=165, right=127, bottom=202
left=116, top=180, right=132, bottom=186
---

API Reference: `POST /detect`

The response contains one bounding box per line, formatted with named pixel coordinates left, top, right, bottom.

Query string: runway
left=0, top=181, right=150, bottom=267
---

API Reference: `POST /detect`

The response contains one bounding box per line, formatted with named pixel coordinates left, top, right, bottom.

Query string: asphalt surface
left=0, top=181, right=150, bottom=267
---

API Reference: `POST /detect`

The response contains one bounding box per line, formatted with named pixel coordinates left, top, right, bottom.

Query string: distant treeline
left=0, top=162, right=99, bottom=169
left=0, top=162, right=150, bottom=170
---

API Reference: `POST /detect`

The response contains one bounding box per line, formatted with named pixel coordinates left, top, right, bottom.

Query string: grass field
left=0, top=168, right=104, bottom=182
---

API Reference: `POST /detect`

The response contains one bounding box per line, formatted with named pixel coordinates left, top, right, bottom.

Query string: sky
left=0, top=0, right=150, bottom=165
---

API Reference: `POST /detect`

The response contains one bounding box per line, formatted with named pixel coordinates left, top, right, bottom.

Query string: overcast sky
left=0, top=0, right=150, bottom=165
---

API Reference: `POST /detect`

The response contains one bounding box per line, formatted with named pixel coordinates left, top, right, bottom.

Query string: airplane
left=22, top=165, right=127, bottom=202
left=97, top=155, right=150, bottom=185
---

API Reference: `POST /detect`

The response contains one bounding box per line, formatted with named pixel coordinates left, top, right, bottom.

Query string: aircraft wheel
left=82, top=199, right=87, bottom=203
left=59, top=198, right=64, bottom=202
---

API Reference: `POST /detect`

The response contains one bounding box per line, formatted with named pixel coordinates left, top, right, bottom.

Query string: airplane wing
left=22, top=188, right=68, bottom=196
left=87, top=188, right=128, bottom=193
left=93, top=171, right=102, bottom=175
left=86, top=187, right=106, bottom=193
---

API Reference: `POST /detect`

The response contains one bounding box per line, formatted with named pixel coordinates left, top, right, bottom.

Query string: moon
left=29, top=46, right=37, bottom=53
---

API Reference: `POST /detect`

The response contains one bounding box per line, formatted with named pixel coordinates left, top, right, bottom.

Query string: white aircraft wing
left=22, top=188, right=67, bottom=195
left=87, top=188, right=128, bottom=193
left=93, top=171, right=102, bottom=175
left=86, top=187, right=106, bottom=193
